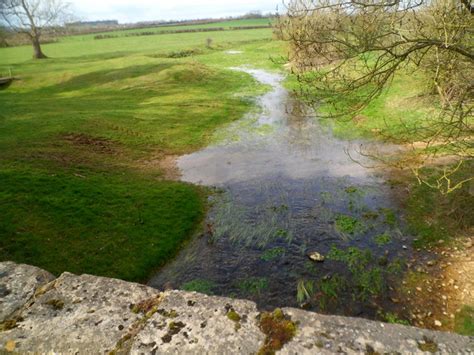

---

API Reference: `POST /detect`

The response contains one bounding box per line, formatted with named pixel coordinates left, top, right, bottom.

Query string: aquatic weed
left=380, top=208, right=397, bottom=227
left=260, top=247, right=286, bottom=261
left=238, top=277, right=268, bottom=296
left=335, top=215, right=365, bottom=235
left=296, top=280, right=315, bottom=304
left=374, top=232, right=392, bottom=246
left=181, top=279, right=216, bottom=295
left=316, top=275, right=347, bottom=310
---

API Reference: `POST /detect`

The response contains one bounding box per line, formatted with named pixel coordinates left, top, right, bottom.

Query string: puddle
left=149, top=68, right=412, bottom=320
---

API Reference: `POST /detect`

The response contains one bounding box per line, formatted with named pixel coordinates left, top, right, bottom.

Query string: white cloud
left=69, top=0, right=282, bottom=23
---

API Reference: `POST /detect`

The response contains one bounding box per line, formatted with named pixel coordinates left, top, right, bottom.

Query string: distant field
left=0, top=21, right=284, bottom=281
left=0, top=26, right=273, bottom=65
left=76, top=18, right=273, bottom=40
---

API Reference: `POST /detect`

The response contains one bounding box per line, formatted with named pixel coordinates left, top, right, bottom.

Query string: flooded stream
left=149, top=69, right=413, bottom=320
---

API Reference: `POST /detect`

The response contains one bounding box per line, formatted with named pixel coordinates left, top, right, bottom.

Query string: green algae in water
left=261, top=247, right=286, bottom=261
left=238, top=277, right=268, bottom=296
left=181, top=279, right=216, bottom=295
left=374, top=232, right=392, bottom=246
left=335, top=215, right=365, bottom=235
left=380, top=208, right=397, bottom=227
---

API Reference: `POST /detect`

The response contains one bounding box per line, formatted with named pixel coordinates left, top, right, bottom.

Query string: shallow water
left=149, top=69, right=412, bottom=319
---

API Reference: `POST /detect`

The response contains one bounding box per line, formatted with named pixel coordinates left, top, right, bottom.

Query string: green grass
left=0, top=26, right=274, bottom=65
left=381, top=312, right=410, bottom=326
left=0, top=167, right=204, bottom=281
left=407, top=162, right=473, bottom=248
left=312, top=70, right=437, bottom=142
left=455, top=305, right=474, bottom=336
left=0, top=22, right=284, bottom=280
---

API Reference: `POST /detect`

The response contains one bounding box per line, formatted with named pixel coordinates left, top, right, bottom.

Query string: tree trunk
left=32, top=36, right=47, bottom=59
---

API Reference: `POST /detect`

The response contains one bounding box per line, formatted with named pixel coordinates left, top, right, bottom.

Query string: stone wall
left=0, top=262, right=472, bottom=354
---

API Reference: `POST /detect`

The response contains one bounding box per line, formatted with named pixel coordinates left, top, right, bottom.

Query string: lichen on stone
left=130, top=296, right=162, bottom=315
left=227, top=310, right=241, bottom=323
left=418, top=336, right=439, bottom=353
left=0, top=317, right=22, bottom=332
left=45, top=299, right=65, bottom=310
left=157, top=309, right=178, bottom=318
left=162, top=321, right=186, bottom=344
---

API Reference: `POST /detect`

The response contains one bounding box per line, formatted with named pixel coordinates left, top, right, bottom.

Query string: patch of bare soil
left=140, top=154, right=181, bottom=180
left=63, top=133, right=117, bottom=154
left=400, top=236, right=473, bottom=332
left=384, top=165, right=473, bottom=333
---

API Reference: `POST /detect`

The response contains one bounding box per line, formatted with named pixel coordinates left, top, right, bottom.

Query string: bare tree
left=279, top=0, right=473, bottom=192
left=0, top=0, right=70, bottom=59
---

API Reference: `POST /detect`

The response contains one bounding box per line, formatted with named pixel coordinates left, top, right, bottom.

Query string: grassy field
left=79, top=18, right=273, bottom=40
left=0, top=21, right=284, bottom=281
left=0, top=26, right=274, bottom=65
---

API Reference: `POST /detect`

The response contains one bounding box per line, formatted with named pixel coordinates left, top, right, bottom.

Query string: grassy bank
left=0, top=22, right=284, bottom=281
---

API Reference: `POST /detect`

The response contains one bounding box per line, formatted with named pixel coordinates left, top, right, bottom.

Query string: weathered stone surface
left=0, top=262, right=472, bottom=354
left=0, top=262, right=55, bottom=322
left=280, top=308, right=474, bottom=354
left=131, top=290, right=265, bottom=354
left=0, top=271, right=160, bottom=354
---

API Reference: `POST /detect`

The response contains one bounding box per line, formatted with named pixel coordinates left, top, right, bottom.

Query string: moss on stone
left=45, top=299, right=65, bottom=310
left=157, top=309, right=178, bottom=318
left=227, top=310, right=241, bottom=322
left=0, top=318, right=19, bottom=332
left=418, top=336, right=438, bottom=353
left=258, top=308, right=297, bottom=354
left=130, top=296, right=162, bottom=315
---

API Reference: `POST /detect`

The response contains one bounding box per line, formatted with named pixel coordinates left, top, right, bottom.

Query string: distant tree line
left=93, top=25, right=272, bottom=41
left=66, top=20, right=119, bottom=28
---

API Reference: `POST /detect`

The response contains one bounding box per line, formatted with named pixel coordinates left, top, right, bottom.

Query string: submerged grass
left=181, top=279, right=217, bottom=295
left=335, top=215, right=365, bottom=235
left=238, top=277, right=269, bottom=296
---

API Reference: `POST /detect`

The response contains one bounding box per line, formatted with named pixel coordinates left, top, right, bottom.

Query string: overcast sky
left=69, top=0, right=283, bottom=23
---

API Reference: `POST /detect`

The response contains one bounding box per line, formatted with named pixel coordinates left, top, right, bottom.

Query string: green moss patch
left=258, top=308, right=297, bottom=355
